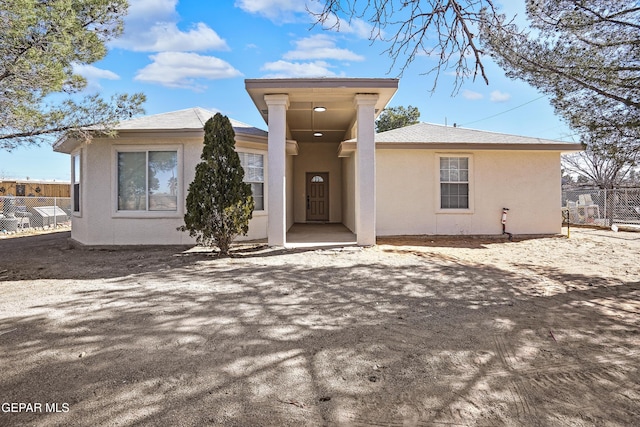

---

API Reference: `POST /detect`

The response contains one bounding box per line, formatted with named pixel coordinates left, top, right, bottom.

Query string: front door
left=306, top=172, right=329, bottom=221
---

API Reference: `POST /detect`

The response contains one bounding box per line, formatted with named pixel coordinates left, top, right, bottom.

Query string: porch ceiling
left=245, top=78, right=398, bottom=144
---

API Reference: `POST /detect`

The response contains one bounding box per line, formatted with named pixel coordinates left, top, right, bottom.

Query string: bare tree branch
left=310, top=0, right=501, bottom=93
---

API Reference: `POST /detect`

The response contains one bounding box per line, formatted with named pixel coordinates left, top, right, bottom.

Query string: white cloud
left=135, top=52, right=242, bottom=90
left=112, top=1, right=227, bottom=52
left=490, top=90, right=511, bottom=102
left=112, top=22, right=228, bottom=52
left=261, top=60, right=339, bottom=78
left=462, top=90, right=483, bottom=100
left=316, top=13, right=375, bottom=39
left=283, top=34, right=364, bottom=61
left=72, top=64, right=120, bottom=81
left=236, top=0, right=374, bottom=39
left=339, top=18, right=375, bottom=39
left=235, top=0, right=309, bottom=22
left=71, top=64, right=119, bottom=91
left=127, top=0, right=178, bottom=22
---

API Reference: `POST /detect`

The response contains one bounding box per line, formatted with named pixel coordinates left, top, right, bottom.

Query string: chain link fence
left=5, top=191, right=637, bottom=234
left=0, top=196, right=71, bottom=234
left=562, top=188, right=640, bottom=227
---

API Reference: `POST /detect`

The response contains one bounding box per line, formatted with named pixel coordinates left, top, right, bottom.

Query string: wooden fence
left=0, top=180, right=70, bottom=198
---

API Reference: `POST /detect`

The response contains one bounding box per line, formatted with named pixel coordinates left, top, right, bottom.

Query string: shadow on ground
left=0, top=232, right=638, bottom=426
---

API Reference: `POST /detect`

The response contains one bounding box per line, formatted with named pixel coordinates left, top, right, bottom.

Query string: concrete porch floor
left=286, top=223, right=357, bottom=248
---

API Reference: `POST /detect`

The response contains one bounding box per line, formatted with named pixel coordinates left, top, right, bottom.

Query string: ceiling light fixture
left=314, top=132, right=323, bottom=137
left=313, top=106, right=326, bottom=112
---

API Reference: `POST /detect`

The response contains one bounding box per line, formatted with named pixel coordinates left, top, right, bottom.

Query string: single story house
left=54, top=78, right=582, bottom=246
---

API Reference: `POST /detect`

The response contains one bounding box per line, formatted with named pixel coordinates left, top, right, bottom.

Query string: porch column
left=265, top=94, right=289, bottom=247
left=354, top=94, right=379, bottom=246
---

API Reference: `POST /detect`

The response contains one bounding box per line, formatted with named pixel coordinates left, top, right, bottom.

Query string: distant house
left=54, top=78, right=582, bottom=246
left=0, top=179, right=70, bottom=198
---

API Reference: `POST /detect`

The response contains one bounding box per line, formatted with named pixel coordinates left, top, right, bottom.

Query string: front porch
left=245, top=78, right=399, bottom=247
left=286, top=223, right=356, bottom=248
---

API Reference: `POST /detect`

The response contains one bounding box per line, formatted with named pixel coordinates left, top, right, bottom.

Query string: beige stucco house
left=54, top=78, right=582, bottom=246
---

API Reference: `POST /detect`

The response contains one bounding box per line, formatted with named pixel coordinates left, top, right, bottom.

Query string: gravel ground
left=0, top=228, right=638, bottom=426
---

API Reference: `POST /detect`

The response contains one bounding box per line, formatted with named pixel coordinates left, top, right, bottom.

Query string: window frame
left=72, top=150, right=82, bottom=216
left=112, top=145, right=183, bottom=218
left=237, top=149, right=266, bottom=213
left=435, top=153, right=474, bottom=213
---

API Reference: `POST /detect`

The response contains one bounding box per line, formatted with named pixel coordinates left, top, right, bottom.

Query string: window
left=440, top=156, right=470, bottom=209
left=311, top=175, right=324, bottom=183
left=15, top=184, right=25, bottom=196
left=239, top=152, right=264, bottom=210
left=73, top=154, right=80, bottom=212
left=117, top=150, right=178, bottom=211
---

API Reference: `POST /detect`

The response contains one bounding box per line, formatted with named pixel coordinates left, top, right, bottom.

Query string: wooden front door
left=306, top=173, right=329, bottom=221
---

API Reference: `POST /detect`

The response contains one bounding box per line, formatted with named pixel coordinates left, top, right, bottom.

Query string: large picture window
left=440, top=156, right=470, bottom=209
left=117, top=150, right=178, bottom=211
left=239, top=152, right=264, bottom=210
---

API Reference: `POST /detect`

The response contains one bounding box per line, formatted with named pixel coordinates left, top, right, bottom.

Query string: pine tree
left=481, top=1, right=639, bottom=148
left=179, top=113, right=254, bottom=255
left=0, top=0, right=145, bottom=150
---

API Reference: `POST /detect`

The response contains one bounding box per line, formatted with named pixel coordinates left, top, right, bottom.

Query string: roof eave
left=375, top=142, right=584, bottom=151
left=53, top=135, right=81, bottom=154
left=53, top=127, right=269, bottom=153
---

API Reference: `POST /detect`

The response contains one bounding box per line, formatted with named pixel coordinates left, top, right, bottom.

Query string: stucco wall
left=72, top=136, right=563, bottom=245
left=71, top=135, right=268, bottom=245
left=292, top=142, right=342, bottom=223
left=376, top=149, right=562, bottom=236
left=341, top=153, right=356, bottom=233
left=286, top=154, right=294, bottom=230
left=70, top=148, right=87, bottom=243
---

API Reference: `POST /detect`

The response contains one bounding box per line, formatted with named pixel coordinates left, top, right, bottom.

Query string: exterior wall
left=71, top=135, right=268, bottom=246
left=70, top=146, right=89, bottom=244
left=341, top=154, right=356, bottom=233
left=376, top=149, right=562, bottom=236
left=376, top=149, right=433, bottom=236
left=292, top=142, right=342, bottom=223
left=71, top=134, right=563, bottom=245
left=286, top=154, right=294, bottom=230
left=234, top=143, right=268, bottom=241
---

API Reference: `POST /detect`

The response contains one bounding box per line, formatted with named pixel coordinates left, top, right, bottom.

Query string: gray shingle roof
left=348, top=122, right=580, bottom=149
left=116, top=107, right=267, bottom=138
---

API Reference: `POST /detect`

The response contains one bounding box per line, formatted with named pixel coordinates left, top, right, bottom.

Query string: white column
left=354, top=94, right=378, bottom=246
left=265, top=94, right=289, bottom=247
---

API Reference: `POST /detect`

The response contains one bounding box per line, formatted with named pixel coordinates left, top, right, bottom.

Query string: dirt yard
left=0, top=229, right=638, bottom=426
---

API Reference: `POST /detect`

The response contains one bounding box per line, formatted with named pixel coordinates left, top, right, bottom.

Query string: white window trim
left=71, top=149, right=82, bottom=218
left=112, top=145, right=184, bottom=218
left=236, top=148, right=268, bottom=216
left=435, top=153, right=474, bottom=214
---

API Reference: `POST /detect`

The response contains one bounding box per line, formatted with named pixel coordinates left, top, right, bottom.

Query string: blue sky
left=0, top=0, right=576, bottom=182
